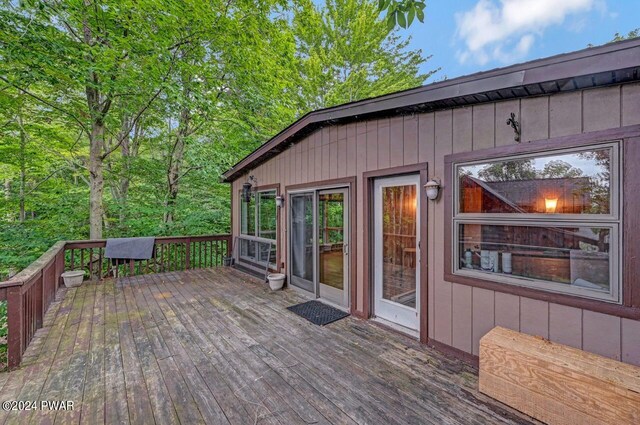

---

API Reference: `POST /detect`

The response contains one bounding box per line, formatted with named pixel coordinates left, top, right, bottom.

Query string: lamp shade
left=275, top=195, right=284, bottom=208
left=424, top=179, right=440, bottom=201
left=242, top=182, right=252, bottom=203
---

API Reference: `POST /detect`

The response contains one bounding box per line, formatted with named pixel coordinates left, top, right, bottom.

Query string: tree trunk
left=83, top=4, right=108, bottom=240
left=89, top=121, right=105, bottom=239
left=3, top=180, right=10, bottom=200
left=18, top=113, right=26, bottom=223
left=107, top=116, right=141, bottom=228
left=164, top=108, right=190, bottom=224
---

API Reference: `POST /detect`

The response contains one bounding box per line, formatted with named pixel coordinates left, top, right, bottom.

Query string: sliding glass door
left=290, top=193, right=315, bottom=292
left=289, top=188, right=350, bottom=308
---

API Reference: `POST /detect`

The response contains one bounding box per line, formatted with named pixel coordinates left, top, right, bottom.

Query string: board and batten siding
left=231, top=83, right=640, bottom=366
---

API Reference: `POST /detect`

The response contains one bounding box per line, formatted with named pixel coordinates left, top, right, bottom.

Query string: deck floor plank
left=25, top=283, right=89, bottom=425
left=0, top=268, right=535, bottom=425
left=53, top=278, right=98, bottom=425
left=79, top=275, right=106, bottom=425
left=103, top=276, right=131, bottom=425
left=143, top=274, right=234, bottom=425
left=136, top=274, right=208, bottom=425
left=164, top=272, right=329, bottom=425
left=121, top=278, right=179, bottom=425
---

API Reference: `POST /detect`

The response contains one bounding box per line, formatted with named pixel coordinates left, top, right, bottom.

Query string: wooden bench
left=479, top=326, right=640, bottom=425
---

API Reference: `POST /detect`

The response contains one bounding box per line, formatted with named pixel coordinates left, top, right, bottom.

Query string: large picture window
left=239, top=189, right=277, bottom=268
left=452, top=142, right=621, bottom=303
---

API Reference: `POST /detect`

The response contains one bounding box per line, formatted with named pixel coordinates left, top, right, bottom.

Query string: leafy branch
left=378, top=0, right=426, bottom=30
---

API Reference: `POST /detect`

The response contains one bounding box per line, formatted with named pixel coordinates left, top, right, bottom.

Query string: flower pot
left=223, top=257, right=235, bottom=266
left=267, top=273, right=285, bottom=291
left=61, top=270, right=84, bottom=288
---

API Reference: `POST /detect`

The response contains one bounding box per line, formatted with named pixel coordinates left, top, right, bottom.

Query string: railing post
left=36, top=269, right=45, bottom=328
left=185, top=238, right=191, bottom=270
left=7, top=285, right=23, bottom=369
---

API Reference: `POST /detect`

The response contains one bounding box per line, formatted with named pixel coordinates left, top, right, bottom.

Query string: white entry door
left=373, top=175, right=420, bottom=331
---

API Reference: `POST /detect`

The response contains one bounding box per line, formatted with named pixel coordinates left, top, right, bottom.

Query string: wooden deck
left=0, top=268, right=534, bottom=425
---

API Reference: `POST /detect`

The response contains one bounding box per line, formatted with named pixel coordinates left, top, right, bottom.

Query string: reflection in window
left=458, top=148, right=611, bottom=215
left=452, top=143, right=620, bottom=303
left=458, top=224, right=611, bottom=293
left=241, top=194, right=255, bottom=235
left=258, top=191, right=277, bottom=240
left=382, top=185, right=417, bottom=308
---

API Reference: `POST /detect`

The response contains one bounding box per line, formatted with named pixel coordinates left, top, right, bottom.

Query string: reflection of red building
left=460, top=175, right=593, bottom=214
left=459, top=175, right=609, bottom=287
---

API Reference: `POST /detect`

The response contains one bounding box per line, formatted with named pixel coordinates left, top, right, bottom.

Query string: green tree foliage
left=478, top=160, right=537, bottom=182
left=612, top=28, right=640, bottom=41
left=293, top=0, right=434, bottom=111
left=0, top=0, right=433, bottom=278
left=377, top=0, right=426, bottom=30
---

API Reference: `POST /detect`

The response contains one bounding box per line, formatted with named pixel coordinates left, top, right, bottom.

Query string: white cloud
left=455, top=0, right=597, bottom=65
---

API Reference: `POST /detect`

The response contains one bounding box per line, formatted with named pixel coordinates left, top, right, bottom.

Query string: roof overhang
left=222, top=38, right=640, bottom=183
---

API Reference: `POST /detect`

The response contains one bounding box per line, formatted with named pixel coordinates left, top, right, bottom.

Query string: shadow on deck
left=0, top=268, right=533, bottom=424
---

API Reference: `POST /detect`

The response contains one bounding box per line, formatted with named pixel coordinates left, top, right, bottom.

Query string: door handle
left=344, top=243, right=349, bottom=255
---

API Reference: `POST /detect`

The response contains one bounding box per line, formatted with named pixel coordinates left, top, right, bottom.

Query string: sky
left=398, top=0, right=640, bottom=82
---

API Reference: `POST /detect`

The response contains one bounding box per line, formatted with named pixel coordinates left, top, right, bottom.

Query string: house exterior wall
left=231, top=82, right=640, bottom=366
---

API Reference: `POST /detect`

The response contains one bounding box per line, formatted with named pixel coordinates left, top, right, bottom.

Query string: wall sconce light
left=424, top=179, right=441, bottom=201
left=275, top=195, right=284, bottom=208
left=242, top=175, right=258, bottom=203
left=242, top=182, right=252, bottom=203
left=545, top=197, right=558, bottom=213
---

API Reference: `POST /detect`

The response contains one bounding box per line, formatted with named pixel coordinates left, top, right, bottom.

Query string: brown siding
left=472, top=287, right=495, bottom=356
left=622, top=83, right=640, bottom=126
left=389, top=116, right=404, bottom=167
left=583, top=86, right=620, bottom=132
left=403, top=115, right=419, bottom=165
left=583, top=310, right=621, bottom=360
left=472, top=103, right=495, bottom=150
left=520, top=298, right=549, bottom=339
left=230, top=83, right=640, bottom=366
left=451, top=283, right=472, bottom=352
left=549, top=92, right=582, bottom=137
left=521, top=96, right=549, bottom=141
left=549, top=303, right=582, bottom=349
left=494, top=292, right=520, bottom=331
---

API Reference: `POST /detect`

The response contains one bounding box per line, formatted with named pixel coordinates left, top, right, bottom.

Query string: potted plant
left=267, top=273, right=285, bottom=291
left=60, top=270, right=84, bottom=288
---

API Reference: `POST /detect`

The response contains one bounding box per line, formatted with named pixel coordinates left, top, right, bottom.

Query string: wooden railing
left=0, top=234, right=232, bottom=369
left=65, top=235, right=232, bottom=279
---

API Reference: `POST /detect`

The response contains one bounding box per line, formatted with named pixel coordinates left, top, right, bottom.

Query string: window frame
left=237, top=186, right=279, bottom=270
left=449, top=141, right=622, bottom=304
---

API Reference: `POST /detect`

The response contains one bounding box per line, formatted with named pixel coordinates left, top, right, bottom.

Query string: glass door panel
left=382, top=184, right=417, bottom=307
left=290, top=193, right=315, bottom=292
left=318, top=189, right=349, bottom=307
left=374, top=175, right=420, bottom=330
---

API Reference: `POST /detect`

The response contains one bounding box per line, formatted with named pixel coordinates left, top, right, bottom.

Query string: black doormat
left=286, top=300, right=350, bottom=326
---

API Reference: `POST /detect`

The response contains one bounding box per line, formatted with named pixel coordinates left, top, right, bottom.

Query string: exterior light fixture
left=545, top=197, right=558, bottom=213
left=424, top=179, right=441, bottom=201
left=242, top=181, right=252, bottom=203
left=275, top=195, right=284, bottom=208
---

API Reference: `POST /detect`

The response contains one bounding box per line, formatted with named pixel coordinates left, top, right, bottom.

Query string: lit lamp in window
left=545, top=197, right=558, bottom=213
left=275, top=195, right=284, bottom=208
left=424, top=179, right=441, bottom=201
